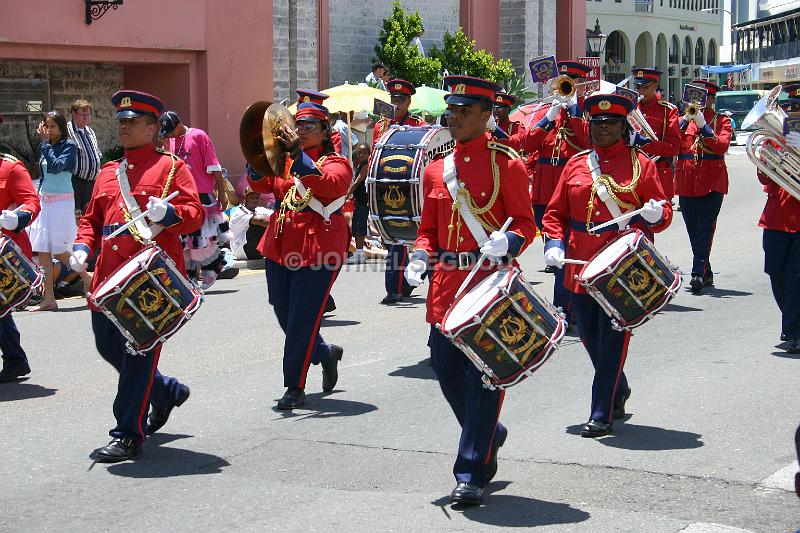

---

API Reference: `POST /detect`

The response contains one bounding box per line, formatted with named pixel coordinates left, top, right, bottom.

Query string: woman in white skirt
left=28, top=111, right=88, bottom=311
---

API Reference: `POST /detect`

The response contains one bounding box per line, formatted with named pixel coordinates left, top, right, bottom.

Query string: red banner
left=578, top=56, right=601, bottom=92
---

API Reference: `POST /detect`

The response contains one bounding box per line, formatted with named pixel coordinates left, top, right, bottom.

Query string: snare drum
left=90, top=245, right=203, bottom=352
left=0, top=237, right=43, bottom=317
left=577, top=229, right=681, bottom=330
left=367, top=126, right=454, bottom=244
left=440, top=267, right=565, bottom=390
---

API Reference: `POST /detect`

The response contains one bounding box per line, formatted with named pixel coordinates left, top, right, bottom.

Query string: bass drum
left=367, top=125, right=454, bottom=244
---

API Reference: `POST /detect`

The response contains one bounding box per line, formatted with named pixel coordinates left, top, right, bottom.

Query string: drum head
left=93, top=246, right=158, bottom=299
left=581, top=231, right=639, bottom=279
left=443, top=269, right=509, bottom=331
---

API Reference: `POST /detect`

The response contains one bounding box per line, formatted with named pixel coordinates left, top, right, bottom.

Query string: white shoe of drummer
left=200, top=270, right=218, bottom=290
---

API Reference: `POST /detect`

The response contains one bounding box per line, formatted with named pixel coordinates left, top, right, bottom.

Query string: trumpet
left=551, top=75, right=576, bottom=99
left=627, top=107, right=659, bottom=141
left=685, top=101, right=705, bottom=118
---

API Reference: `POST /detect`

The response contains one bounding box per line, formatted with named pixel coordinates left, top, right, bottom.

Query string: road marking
left=758, top=460, right=798, bottom=492
left=680, top=524, right=754, bottom=533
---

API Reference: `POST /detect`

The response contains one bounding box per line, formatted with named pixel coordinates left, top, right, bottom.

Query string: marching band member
left=629, top=67, right=681, bottom=200
left=760, top=83, right=800, bottom=354
left=505, top=61, right=592, bottom=326
left=0, top=114, right=41, bottom=383
left=542, top=94, right=672, bottom=437
left=404, top=76, right=536, bottom=505
left=71, top=91, right=203, bottom=462
left=675, top=79, right=732, bottom=294
left=492, top=92, right=522, bottom=137
left=246, top=101, right=350, bottom=410
left=373, top=79, right=426, bottom=305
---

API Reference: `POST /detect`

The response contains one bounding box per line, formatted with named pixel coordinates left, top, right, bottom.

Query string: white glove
left=641, top=199, right=664, bottom=224
left=566, top=92, right=578, bottom=109
left=404, top=259, right=426, bottom=287
left=787, top=131, right=800, bottom=149
left=545, top=102, right=563, bottom=121
left=479, top=231, right=509, bottom=261
left=486, top=114, right=497, bottom=132
left=693, top=112, right=706, bottom=128
left=146, top=196, right=169, bottom=223
left=0, top=210, right=18, bottom=231
left=69, top=249, right=88, bottom=273
left=544, top=247, right=565, bottom=269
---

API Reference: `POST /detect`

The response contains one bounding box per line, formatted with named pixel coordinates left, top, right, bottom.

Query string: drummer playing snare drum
left=541, top=93, right=672, bottom=438
left=70, top=90, right=203, bottom=462
left=403, top=75, right=536, bottom=506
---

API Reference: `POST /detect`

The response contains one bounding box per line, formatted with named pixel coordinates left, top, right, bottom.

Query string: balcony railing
left=635, top=0, right=653, bottom=14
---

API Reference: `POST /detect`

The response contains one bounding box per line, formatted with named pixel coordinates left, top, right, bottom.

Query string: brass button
left=459, top=237, right=464, bottom=242
left=112, top=245, right=118, bottom=251
left=128, top=164, right=134, bottom=169
left=595, top=210, right=601, bottom=216
left=464, top=156, right=471, bottom=162
left=481, top=192, right=486, bottom=197
left=459, top=181, right=465, bottom=188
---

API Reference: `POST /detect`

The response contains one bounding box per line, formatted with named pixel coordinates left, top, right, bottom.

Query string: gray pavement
left=1, top=154, right=798, bottom=532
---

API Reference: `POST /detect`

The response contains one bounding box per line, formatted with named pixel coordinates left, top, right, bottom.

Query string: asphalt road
left=1, top=152, right=798, bottom=532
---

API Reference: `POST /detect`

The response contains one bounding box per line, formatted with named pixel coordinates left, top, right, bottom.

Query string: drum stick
left=589, top=200, right=667, bottom=233
left=562, top=258, right=588, bottom=265
left=453, top=217, right=513, bottom=300
left=104, top=191, right=180, bottom=241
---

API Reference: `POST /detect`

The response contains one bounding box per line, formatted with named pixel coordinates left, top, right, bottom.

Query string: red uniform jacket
left=757, top=158, right=800, bottom=233
left=675, top=110, right=732, bottom=197
left=248, top=146, right=352, bottom=267
left=413, top=133, right=537, bottom=324
left=637, top=97, right=681, bottom=198
left=505, top=103, right=589, bottom=206
left=372, top=113, right=426, bottom=144
left=0, top=155, right=40, bottom=259
left=331, top=130, right=342, bottom=154
left=75, top=144, right=204, bottom=300
left=542, top=141, right=672, bottom=294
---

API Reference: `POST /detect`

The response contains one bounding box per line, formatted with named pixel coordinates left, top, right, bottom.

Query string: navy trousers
left=91, top=312, right=184, bottom=443
left=428, top=326, right=506, bottom=487
left=534, top=204, right=571, bottom=322
left=763, top=229, right=800, bottom=339
left=0, top=315, right=28, bottom=370
left=679, top=192, right=724, bottom=278
left=384, top=244, right=411, bottom=297
left=266, top=259, right=338, bottom=388
left=570, top=293, right=631, bottom=424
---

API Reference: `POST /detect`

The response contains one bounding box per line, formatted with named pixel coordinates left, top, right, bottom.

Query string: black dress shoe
left=613, top=388, right=631, bottom=419
left=277, top=387, right=305, bottom=410
left=401, top=285, right=414, bottom=298
left=689, top=276, right=703, bottom=294
left=380, top=294, right=402, bottom=305
left=0, top=366, right=31, bottom=383
left=450, top=482, right=484, bottom=505
left=703, top=274, right=714, bottom=287
left=324, top=296, right=336, bottom=314
left=580, top=419, right=613, bottom=438
left=93, top=437, right=141, bottom=463
left=781, top=332, right=788, bottom=342
left=146, top=385, right=190, bottom=435
left=217, top=266, right=239, bottom=280
left=322, top=345, right=343, bottom=392
left=544, top=265, right=557, bottom=274
left=786, top=338, right=800, bottom=354
left=486, top=427, right=508, bottom=483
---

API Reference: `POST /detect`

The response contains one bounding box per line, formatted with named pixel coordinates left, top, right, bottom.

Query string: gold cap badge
left=302, top=96, right=310, bottom=102
left=598, top=100, right=612, bottom=111
left=394, top=84, right=402, bottom=91
left=496, top=95, right=503, bottom=102
left=453, top=84, right=466, bottom=94
left=120, top=97, right=132, bottom=108
left=637, top=70, right=644, bottom=78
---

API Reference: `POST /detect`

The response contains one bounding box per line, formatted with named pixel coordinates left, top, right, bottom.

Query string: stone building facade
left=273, top=0, right=320, bottom=102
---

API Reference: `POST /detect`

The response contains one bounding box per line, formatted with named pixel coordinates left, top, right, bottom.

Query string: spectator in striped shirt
left=67, top=99, right=102, bottom=216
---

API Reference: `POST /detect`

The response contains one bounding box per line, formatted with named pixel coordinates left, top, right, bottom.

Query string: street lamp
left=586, top=19, right=607, bottom=58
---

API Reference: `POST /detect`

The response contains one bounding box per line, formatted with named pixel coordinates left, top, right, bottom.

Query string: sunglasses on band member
left=295, top=122, right=321, bottom=132
left=390, top=94, right=410, bottom=102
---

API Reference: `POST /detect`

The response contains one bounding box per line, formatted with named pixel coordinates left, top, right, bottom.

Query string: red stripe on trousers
left=136, top=346, right=161, bottom=442
left=607, top=331, right=631, bottom=424
left=298, top=272, right=339, bottom=389
left=396, top=248, right=408, bottom=294
left=484, top=390, right=506, bottom=464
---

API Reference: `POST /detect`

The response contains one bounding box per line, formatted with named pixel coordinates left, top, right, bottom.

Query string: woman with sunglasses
left=246, top=102, right=351, bottom=410
left=542, top=94, right=672, bottom=438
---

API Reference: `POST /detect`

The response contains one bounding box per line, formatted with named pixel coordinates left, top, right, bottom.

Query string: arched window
left=708, top=40, right=717, bottom=64
left=695, top=38, right=705, bottom=65
left=670, top=35, right=680, bottom=63
left=683, top=36, right=692, bottom=63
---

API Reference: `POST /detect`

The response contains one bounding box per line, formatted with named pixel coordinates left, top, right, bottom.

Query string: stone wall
left=273, top=0, right=318, bottom=102
left=0, top=60, right=123, bottom=172
left=526, top=0, right=558, bottom=91
left=327, top=0, right=460, bottom=87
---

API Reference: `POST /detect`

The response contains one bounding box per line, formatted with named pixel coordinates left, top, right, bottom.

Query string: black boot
left=277, top=387, right=306, bottom=410
left=146, top=385, right=191, bottom=435
left=93, top=437, right=141, bottom=463
left=451, top=482, right=484, bottom=505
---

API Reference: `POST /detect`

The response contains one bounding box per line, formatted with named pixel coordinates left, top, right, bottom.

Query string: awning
left=701, top=64, right=751, bottom=74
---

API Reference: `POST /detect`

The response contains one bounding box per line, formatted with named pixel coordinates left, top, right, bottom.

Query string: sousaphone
left=239, top=101, right=295, bottom=177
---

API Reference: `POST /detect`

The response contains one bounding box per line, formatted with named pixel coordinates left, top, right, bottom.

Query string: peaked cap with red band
left=494, top=92, right=517, bottom=107
left=631, top=67, right=661, bottom=85
left=584, top=93, right=634, bottom=121
left=111, top=90, right=164, bottom=120
left=557, top=61, right=592, bottom=78
left=690, top=79, right=721, bottom=96
left=387, top=79, right=416, bottom=96
left=296, top=89, right=329, bottom=105
left=784, top=83, right=800, bottom=100
left=444, top=75, right=502, bottom=106
left=295, top=102, right=329, bottom=122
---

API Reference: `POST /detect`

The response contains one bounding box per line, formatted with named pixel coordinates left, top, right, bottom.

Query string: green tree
left=429, top=28, right=515, bottom=85
left=374, top=1, right=441, bottom=87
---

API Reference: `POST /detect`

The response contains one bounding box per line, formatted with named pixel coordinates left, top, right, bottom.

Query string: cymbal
left=239, top=101, right=273, bottom=176
left=263, top=103, right=295, bottom=175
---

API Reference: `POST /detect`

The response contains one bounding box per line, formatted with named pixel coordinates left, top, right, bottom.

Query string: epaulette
left=0, top=153, right=20, bottom=164
left=487, top=141, right=520, bottom=160
left=156, top=146, right=175, bottom=156
left=575, top=148, right=593, bottom=158
left=657, top=100, right=678, bottom=110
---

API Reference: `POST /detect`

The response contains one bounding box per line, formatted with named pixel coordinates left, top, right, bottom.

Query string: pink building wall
left=0, top=0, right=273, bottom=175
